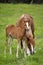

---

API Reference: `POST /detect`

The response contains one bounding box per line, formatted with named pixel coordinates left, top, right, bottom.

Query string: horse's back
left=6, top=25, right=15, bottom=37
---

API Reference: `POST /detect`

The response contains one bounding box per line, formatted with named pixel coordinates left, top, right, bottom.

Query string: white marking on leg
left=10, top=47, right=12, bottom=55
left=22, top=40, right=26, bottom=57
left=16, top=43, right=20, bottom=58
left=31, top=44, right=34, bottom=53
left=27, top=47, right=30, bottom=56
left=10, top=37, right=12, bottom=55
left=4, top=38, right=8, bottom=56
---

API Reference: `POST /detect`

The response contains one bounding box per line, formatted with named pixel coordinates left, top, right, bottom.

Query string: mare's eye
left=29, top=23, right=30, bottom=26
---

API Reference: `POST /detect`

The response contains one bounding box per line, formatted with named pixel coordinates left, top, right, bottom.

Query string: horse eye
left=28, top=23, right=30, bottom=26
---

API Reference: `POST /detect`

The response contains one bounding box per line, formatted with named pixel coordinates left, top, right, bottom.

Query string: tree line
left=0, top=0, right=43, bottom=4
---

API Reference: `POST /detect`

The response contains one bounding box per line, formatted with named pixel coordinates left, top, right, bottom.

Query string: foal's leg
left=4, top=37, right=8, bottom=55
left=22, top=40, right=27, bottom=57
left=9, top=36, right=13, bottom=55
left=16, top=40, right=20, bottom=58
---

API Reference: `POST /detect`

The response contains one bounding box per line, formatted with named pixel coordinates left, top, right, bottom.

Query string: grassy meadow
left=0, top=3, right=43, bottom=65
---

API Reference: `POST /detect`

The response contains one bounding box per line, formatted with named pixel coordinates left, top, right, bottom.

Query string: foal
left=4, top=23, right=27, bottom=57
left=4, top=22, right=33, bottom=57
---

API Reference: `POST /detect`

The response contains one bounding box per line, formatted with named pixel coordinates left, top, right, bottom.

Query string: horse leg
left=30, top=39, right=35, bottom=54
left=26, top=47, right=30, bottom=56
left=25, top=39, right=30, bottom=56
left=4, top=37, right=8, bottom=55
left=16, top=40, right=20, bottom=58
left=30, top=43, right=34, bottom=54
left=22, top=40, right=27, bottom=57
left=32, top=40, right=36, bottom=54
left=9, top=36, right=13, bottom=55
left=21, top=40, right=23, bottom=49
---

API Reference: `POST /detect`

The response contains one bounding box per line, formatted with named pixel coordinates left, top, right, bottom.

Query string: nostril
left=26, top=29, right=29, bottom=31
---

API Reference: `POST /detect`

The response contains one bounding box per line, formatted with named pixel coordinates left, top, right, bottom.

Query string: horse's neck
left=16, top=23, right=24, bottom=29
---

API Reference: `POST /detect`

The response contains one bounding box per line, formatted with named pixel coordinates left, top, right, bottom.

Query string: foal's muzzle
left=26, top=29, right=29, bottom=32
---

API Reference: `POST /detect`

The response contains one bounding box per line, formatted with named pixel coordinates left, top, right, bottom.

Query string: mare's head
left=17, top=14, right=32, bottom=30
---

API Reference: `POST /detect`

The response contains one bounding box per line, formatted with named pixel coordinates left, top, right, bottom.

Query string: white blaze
left=26, top=22, right=30, bottom=30
left=26, top=22, right=29, bottom=28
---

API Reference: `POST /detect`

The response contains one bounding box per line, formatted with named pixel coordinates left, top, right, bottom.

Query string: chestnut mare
left=16, top=14, right=35, bottom=55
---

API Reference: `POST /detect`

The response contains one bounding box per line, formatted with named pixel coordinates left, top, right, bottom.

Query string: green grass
left=0, top=3, right=43, bottom=65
